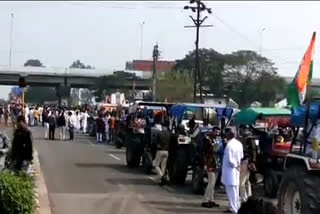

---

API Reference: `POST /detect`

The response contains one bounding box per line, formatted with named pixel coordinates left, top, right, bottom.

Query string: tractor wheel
left=264, top=169, right=279, bottom=198
left=278, top=165, right=320, bottom=214
left=142, top=152, right=153, bottom=174
left=169, top=147, right=188, bottom=185
left=192, top=166, right=205, bottom=194
left=125, top=138, right=141, bottom=168
left=115, top=138, right=123, bottom=149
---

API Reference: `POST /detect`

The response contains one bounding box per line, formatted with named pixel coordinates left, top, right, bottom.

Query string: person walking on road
left=0, top=105, right=3, bottom=124
left=0, top=132, right=9, bottom=171
left=43, top=109, right=50, bottom=139
left=201, top=126, right=221, bottom=208
left=11, top=115, right=33, bottom=171
left=48, top=111, right=57, bottom=140
left=153, top=122, right=170, bottom=185
left=96, top=113, right=105, bottom=143
left=109, top=113, right=116, bottom=144
left=238, top=126, right=257, bottom=203
left=57, top=110, right=67, bottom=140
left=81, top=110, right=89, bottom=134
left=67, top=111, right=75, bottom=141
left=222, top=127, right=244, bottom=213
left=75, top=111, right=81, bottom=133
left=4, top=106, right=9, bottom=127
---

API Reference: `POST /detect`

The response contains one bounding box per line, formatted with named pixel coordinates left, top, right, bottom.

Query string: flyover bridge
left=0, top=66, right=152, bottom=90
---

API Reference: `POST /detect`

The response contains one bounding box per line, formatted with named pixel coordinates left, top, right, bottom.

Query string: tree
left=174, top=48, right=286, bottom=107
left=174, top=48, right=227, bottom=97
left=92, top=71, right=137, bottom=102
left=24, top=59, right=44, bottom=67
left=25, top=87, right=57, bottom=104
left=70, top=60, right=94, bottom=69
left=156, top=71, right=193, bottom=102
left=22, top=59, right=59, bottom=104
left=223, top=50, right=285, bottom=107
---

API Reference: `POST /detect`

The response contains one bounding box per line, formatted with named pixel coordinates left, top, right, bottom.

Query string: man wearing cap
left=201, top=126, right=221, bottom=208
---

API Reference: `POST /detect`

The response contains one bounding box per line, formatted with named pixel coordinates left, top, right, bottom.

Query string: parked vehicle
left=167, top=103, right=236, bottom=194
left=278, top=100, right=320, bottom=214
left=234, top=107, right=292, bottom=198
left=125, top=101, right=174, bottom=169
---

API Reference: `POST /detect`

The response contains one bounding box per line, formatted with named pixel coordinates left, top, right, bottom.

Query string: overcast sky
left=1, top=1, right=320, bottom=99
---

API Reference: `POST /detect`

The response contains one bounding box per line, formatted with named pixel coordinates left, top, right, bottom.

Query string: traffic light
left=18, top=77, right=26, bottom=88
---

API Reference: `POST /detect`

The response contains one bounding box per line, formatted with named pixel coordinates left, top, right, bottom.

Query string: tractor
left=167, top=103, right=236, bottom=194
left=278, top=100, right=320, bottom=214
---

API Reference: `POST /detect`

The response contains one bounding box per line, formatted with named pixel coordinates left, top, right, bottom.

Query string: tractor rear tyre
left=278, top=165, right=320, bottom=214
left=264, top=169, right=279, bottom=198
left=192, top=166, right=205, bottom=194
left=142, top=152, right=153, bottom=174
left=170, top=148, right=188, bottom=185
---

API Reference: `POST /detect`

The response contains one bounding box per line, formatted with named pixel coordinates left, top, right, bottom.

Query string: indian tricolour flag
left=287, top=32, right=316, bottom=108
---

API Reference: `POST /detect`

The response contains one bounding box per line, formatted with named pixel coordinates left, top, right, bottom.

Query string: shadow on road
left=75, top=163, right=145, bottom=175
left=104, top=150, right=125, bottom=154
left=105, top=177, right=155, bottom=186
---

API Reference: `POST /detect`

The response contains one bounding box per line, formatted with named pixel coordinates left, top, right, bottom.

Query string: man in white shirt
left=222, top=127, right=244, bottom=213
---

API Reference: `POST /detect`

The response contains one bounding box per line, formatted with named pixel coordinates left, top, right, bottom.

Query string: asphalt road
left=31, top=126, right=235, bottom=214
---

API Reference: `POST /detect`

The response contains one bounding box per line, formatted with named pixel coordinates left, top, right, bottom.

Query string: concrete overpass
left=0, top=66, right=152, bottom=90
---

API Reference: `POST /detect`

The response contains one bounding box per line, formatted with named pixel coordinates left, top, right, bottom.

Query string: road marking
left=109, top=154, right=121, bottom=161
left=148, top=176, right=157, bottom=183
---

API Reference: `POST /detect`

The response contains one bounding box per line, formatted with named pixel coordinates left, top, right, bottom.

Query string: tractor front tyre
left=264, top=169, right=279, bottom=198
left=192, top=166, right=205, bottom=194
left=278, top=165, right=320, bottom=214
left=170, top=148, right=188, bottom=185
left=125, top=140, right=141, bottom=168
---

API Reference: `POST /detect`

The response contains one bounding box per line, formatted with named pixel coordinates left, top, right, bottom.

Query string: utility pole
left=140, top=21, right=145, bottom=59
left=152, top=43, right=160, bottom=101
left=184, top=0, right=212, bottom=103
left=9, top=13, right=14, bottom=68
left=259, top=27, right=266, bottom=55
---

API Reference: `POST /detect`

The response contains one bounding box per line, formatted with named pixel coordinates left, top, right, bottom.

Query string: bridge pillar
left=56, top=84, right=71, bottom=107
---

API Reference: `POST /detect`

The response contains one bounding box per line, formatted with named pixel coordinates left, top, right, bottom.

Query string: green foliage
left=92, top=71, right=138, bottom=102
left=156, top=71, right=193, bottom=102
left=70, top=60, right=94, bottom=69
left=24, top=59, right=44, bottom=67
left=0, top=171, right=35, bottom=214
left=25, top=87, right=57, bottom=104
left=175, top=48, right=286, bottom=107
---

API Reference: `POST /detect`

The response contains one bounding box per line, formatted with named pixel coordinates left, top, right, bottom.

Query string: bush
left=0, top=171, right=36, bottom=214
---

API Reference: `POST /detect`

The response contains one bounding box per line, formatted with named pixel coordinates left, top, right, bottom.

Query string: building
left=126, top=60, right=175, bottom=72
left=196, top=93, right=239, bottom=109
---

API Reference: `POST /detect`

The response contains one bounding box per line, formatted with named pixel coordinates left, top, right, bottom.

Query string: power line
left=212, top=13, right=258, bottom=48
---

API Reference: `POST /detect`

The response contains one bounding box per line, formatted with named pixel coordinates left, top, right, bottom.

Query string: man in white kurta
left=81, top=110, right=89, bottom=134
left=222, top=128, right=244, bottom=213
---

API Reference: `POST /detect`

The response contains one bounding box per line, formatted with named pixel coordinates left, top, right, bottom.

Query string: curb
left=32, top=150, right=52, bottom=214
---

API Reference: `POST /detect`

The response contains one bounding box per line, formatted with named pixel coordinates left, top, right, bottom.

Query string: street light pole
left=140, top=21, right=145, bottom=59
left=259, top=27, right=265, bottom=55
left=9, top=13, right=14, bottom=68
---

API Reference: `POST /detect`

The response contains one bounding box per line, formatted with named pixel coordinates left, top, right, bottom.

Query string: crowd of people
left=0, top=102, right=284, bottom=214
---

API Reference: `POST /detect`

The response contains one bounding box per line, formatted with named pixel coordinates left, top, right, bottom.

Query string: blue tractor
left=167, top=103, right=236, bottom=194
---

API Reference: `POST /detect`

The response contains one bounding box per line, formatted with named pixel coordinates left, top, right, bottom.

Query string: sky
left=1, top=1, right=320, bottom=99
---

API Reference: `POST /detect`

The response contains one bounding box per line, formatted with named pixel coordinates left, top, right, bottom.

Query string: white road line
left=148, top=176, right=157, bottom=183
left=109, top=154, right=121, bottom=161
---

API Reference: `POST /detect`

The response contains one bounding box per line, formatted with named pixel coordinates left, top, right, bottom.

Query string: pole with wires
left=184, top=0, right=212, bottom=103
left=140, top=21, right=145, bottom=59
left=9, top=13, right=14, bottom=68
